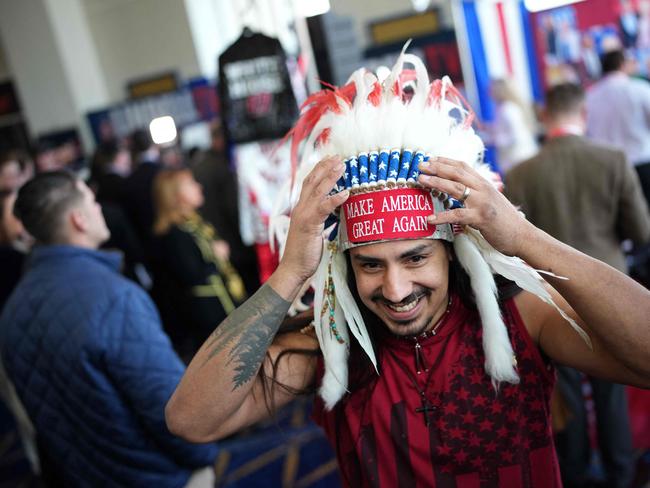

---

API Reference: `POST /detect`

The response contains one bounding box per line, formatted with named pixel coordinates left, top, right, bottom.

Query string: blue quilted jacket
left=0, top=246, right=218, bottom=487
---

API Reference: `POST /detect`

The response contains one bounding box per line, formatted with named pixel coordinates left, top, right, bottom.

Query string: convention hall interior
left=0, top=0, right=649, bottom=487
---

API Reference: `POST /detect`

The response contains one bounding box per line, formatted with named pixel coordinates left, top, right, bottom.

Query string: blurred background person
left=0, top=171, right=218, bottom=486
left=487, top=78, right=539, bottom=174
left=0, top=150, right=32, bottom=193
left=90, top=140, right=148, bottom=286
left=0, top=153, right=24, bottom=193
left=32, top=140, right=64, bottom=173
left=619, top=0, right=640, bottom=49
left=191, top=120, right=260, bottom=296
left=506, top=82, right=650, bottom=488
left=587, top=49, right=650, bottom=286
left=586, top=49, right=650, bottom=202
left=0, top=188, right=38, bottom=484
left=0, top=190, right=30, bottom=311
left=90, top=139, right=132, bottom=205
left=152, top=168, right=247, bottom=361
left=125, top=128, right=162, bottom=255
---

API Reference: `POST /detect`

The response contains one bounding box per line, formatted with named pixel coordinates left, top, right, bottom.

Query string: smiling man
left=166, top=53, right=650, bottom=487
left=350, top=240, right=450, bottom=338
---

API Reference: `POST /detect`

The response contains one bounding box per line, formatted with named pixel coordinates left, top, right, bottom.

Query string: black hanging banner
left=218, top=31, right=298, bottom=144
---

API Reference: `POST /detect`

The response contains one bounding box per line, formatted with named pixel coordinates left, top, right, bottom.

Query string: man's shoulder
left=627, top=76, right=650, bottom=91
left=574, top=138, right=627, bottom=166
left=505, top=153, right=544, bottom=183
left=20, top=251, right=144, bottom=309
left=538, top=136, right=625, bottom=167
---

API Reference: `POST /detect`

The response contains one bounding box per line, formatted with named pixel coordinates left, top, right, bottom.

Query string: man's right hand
left=277, top=157, right=348, bottom=289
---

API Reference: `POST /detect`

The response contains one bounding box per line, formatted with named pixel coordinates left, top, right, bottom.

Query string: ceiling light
left=149, top=116, right=177, bottom=145
left=524, top=0, right=585, bottom=12
left=296, top=0, right=330, bottom=17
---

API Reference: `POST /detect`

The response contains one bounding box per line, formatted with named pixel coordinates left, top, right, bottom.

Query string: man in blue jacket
left=0, top=171, right=217, bottom=487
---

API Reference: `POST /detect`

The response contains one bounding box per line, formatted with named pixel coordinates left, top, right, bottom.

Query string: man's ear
left=68, top=208, right=87, bottom=233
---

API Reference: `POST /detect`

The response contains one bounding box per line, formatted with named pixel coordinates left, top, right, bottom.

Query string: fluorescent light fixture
left=149, top=116, right=177, bottom=145
left=524, top=0, right=585, bottom=12
left=296, top=0, right=330, bottom=17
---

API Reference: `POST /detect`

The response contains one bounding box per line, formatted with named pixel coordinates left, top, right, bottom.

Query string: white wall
left=0, top=0, right=79, bottom=135
left=83, top=0, right=201, bottom=103
left=184, top=0, right=300, bottom=80
left=0, top=39, right=9, bottom=81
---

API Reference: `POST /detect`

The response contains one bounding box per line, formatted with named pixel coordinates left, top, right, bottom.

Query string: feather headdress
left=271, top=48, right=586, bottom=409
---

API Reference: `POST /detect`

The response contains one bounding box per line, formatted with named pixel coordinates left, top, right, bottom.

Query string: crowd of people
left=0, top=46, right=649, bottom=488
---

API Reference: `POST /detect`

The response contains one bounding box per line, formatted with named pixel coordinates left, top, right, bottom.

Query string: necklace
left=386, top=332, right=453, bottom=426
left=392, top=296, right=453, bottom=375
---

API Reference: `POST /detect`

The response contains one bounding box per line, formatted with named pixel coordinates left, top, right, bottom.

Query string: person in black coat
left=152, top=168, right=247, bottom=360
left=0, top=191, right=29, bottom=312
left=90, top=140, right=147, bottom=285
left=124, top=130, right=162, bottom=253
left=191, top=120, right=260, bottom=296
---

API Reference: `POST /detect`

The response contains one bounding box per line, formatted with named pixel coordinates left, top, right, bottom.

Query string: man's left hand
left=417, top=156, right=533, bottom=256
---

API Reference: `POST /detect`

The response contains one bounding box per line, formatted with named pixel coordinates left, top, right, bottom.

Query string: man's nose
left=381, top=266, right=412, bottom=304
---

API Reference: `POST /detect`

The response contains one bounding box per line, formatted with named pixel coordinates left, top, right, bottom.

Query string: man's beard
left=370, top=286, right=435, bottom=336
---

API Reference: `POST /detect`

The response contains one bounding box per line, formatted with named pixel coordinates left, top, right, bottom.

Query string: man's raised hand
left=280, top=157, right=349, bottom=284
left=417, top=156, right=534, bottom=256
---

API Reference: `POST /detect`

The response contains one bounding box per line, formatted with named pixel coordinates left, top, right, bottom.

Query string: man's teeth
left=387, top=298, right=420, bottom=312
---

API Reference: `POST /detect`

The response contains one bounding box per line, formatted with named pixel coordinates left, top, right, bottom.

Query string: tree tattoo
left=204, top=284, right=290, bottom=390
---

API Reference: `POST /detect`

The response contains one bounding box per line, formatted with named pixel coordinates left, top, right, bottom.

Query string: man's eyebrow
left=399, top=243, right=433, bottom=260
left=351, top=253, right=382, bottom=264
left=352, top=243, right=434, bottom=263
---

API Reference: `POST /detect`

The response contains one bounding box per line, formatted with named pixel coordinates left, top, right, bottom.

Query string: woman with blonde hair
left=489, top=78, right=539, bottom=173
left=153, top=168, right=246, bottom=359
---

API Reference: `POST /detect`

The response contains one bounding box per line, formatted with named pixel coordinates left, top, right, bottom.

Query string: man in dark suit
left=506, top=83, right=650, bottom=488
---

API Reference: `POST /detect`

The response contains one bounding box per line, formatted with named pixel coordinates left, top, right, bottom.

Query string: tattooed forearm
left=203, top=283, right=291, bottom=390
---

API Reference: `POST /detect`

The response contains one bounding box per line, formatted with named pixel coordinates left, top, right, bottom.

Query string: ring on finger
left=458, top=185, right=471, bottom=204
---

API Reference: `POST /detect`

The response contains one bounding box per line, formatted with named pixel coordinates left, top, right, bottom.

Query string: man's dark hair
left=130, top=129, right=153, bottom=155
left=545, top=83, right=585, bottom=118
left=13, top=171, right=84, bottom=244
left=90, top=140, right=121, bottom=180
left=600, top=49, right=625, bottom=74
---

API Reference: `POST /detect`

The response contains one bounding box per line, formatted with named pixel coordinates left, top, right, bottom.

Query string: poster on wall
left=533, top=0, right=650, bottom=87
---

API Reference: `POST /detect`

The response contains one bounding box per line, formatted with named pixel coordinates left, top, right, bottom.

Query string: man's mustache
left=371, top=287, right=431, bottom=307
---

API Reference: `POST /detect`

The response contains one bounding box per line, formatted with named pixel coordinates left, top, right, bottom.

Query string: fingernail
left=420, top=160, right=430, bottom=168
left=335, top=162, right=345, bottom=171
left=340, top=190, right=350, bottom=197
left=427, top=214, right=436, bottom=222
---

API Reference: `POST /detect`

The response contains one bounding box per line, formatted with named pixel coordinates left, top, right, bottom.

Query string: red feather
left=284, top=81, right=356, bottom=188
left=368, top=82, right=382, bottom=106
left=427, top=79, right=443, bottom=106
left=447, top=84, right=476, bottom=128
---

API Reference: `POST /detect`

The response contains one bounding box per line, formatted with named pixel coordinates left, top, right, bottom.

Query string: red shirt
left=313, top=295, right=561, bottom=487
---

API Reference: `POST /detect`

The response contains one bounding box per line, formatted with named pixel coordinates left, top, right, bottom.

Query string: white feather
left=330, top=249, right=378, bottom=372
left=454, top=234, right=520, bottom=385
left=401, top=53, right=431, bottom=152
left=464, top=228, right=592, bottom=348
left=312, top=241, right=351, bottom=409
